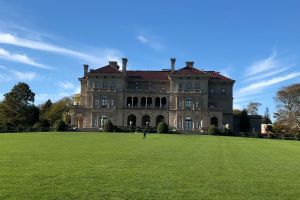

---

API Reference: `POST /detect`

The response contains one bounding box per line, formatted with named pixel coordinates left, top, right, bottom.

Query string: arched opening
left=133, top=97, right=138, bottom=107
left=156, top=115, right=165, bottom=126
left=141, top=97, right=146, bottom=107
left=147, top=97, right=152, bottom=107
left=184, top=117, right=192, bottom=131
left=127, top=97, right=132, bottom=107
left=161, top=97, right=167, bottom=107
left=141, top=115, right=150, bottom=127
left=155, top=97, right=160, bottom=108
left=127, top=114, right=136, bottom=126
left=211, top=117, right=218, bottom=127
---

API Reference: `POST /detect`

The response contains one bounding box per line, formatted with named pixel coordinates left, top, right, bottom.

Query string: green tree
left=39, top=99, right=52, bottom=120
left=44, top=97, right=72, bottom=126
left=274, top=83, right=300, bottom=134
left=0, top=82, right=37, bottom=127
left=157, top=122, right=169, bottom=133
left=247, top=102, right=261, bottom=115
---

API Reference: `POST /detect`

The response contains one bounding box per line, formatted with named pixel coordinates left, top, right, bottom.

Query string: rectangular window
left=178, top=101, right=182, bottom=110
left=102, top=96, right=108, bottom=108
left=186, top=98, right=191, bottom=109
left=111, top=83, right=116, bottom=89
left=196, top=84, right=199, bottom=89
left=103, top=83, right=108, bottom=89
left=179, top=83, right=182, bottom=90
left=187, top=84, right=191, bottom=90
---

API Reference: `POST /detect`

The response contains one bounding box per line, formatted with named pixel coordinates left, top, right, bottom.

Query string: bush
left=53, top=120, right=67, bottom=131
left=103, top=120, right=114, bottom=132
left=208, top=126, right=219, bottom=135
left=157, top=122, right=169, bottom=133
left=33, top=119, right=51, bottom=132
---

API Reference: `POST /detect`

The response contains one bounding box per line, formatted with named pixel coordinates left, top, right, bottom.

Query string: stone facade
left=71, top=58, right=235, bottom=132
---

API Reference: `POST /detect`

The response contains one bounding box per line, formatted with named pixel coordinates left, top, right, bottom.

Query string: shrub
left=33, top=119, right=51, bottom=132
left=53, top=120, right=67, bottom=131
left=103, top=120, right=114, bottom=132
left=208, top=126, right=219, bottom=135
left=157, top=122, right=169, bottom=133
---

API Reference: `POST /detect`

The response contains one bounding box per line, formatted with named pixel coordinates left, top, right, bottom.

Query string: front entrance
left=184, top=117, right=192, bottom=131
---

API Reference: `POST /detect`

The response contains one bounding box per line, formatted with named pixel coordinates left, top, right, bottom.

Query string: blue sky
left=0, top=0, right=300, bottom=117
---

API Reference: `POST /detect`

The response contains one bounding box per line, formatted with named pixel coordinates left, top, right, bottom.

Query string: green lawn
left=0, top=133, right=300, bottom=199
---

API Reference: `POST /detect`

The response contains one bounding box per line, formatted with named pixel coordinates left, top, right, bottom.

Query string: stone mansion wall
left=71, top=58, right=235, bottom=132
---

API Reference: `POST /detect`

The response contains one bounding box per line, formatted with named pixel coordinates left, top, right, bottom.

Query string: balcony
left=126, top=105, right=168, bottom=110
left=126, top=89, right=168, bottom=94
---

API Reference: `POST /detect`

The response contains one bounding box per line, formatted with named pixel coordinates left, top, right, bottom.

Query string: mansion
left=71, top=58, right=235, bottom=132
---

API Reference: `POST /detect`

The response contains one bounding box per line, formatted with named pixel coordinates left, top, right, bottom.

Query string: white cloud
left=10, top=70, right=37, bottom=81
left=137, top=35, right=148, bottom=44
left=0, top=65, right=7, bottom=69
left=0, top=69, right=38, bottom=82
left=235, top=72, right=300, bottom=98
left=0, top=48, right=52, bottom=69
left=0, top=32, right=122, bottom=64
left=136, top=34, right=164, bottom=51
left=244, top=67, right=290, bottom=82
left=58, top=81, right=76, bottom=90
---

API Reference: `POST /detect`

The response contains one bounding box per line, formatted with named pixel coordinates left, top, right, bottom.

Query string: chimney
left=185, top=61, right=194, bottom=68
left=83, top=64, right=89, bottom=76
left=170, top=58, right=176, bottom=72
left=109, top=61, right=119, bottom=69
left=122, top=58, right=128, bottom=72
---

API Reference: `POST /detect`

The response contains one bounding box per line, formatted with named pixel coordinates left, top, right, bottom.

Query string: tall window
left=178, top=101, right=182, bottom=110
left=186, top=97, right=191, bottom=109
left=196, top=84, right=200, bottom=89
left=102, top=96, right=108, bottom=108
left=179, top=83, right=182, bottom=90
left=103, top=83, right=108, bottom=89
left=111, top=83, right=116, bottom=89
left=187, top=83, right=191, bottom=90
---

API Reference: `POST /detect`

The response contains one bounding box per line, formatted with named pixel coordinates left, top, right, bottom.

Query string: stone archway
left=141, top=115, right=150, bottom=127
left=127, top=114, right=137, bottom=126
left=211, top=117, right=218, bottom=127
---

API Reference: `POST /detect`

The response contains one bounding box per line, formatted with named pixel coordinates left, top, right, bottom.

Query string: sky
left=0, top=0, right=299, bottom=118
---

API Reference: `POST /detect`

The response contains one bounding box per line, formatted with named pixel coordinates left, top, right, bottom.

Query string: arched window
left=127, top=97, right=132, bottom=107
left=141, top=97, right=146, bottom=107
left=161, top=97, right=167, bottom=107
left=141, top=115, right=150, bottom=126
left=155, top=97, right=160, bottom=108
left=127, top=114, right=136, bottom=126
left=211, top=117, right=218, bottom=127
left=133, top=97, right=138, bottom=107
left=147, top=97, right=152, bottom=107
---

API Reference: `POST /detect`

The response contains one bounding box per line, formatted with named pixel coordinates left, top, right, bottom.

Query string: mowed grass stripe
left=0, top=133, right=299, bottom=199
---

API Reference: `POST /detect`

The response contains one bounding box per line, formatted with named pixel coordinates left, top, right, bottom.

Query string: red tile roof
left=88, top=64, right=233, bottom=82
left=205, top=71, right=233, bottom=81
left=89, top=64, right=122, bottom=74
left=173, top=66, right=207, bottom=76
left=127, top=71, right=170, bottom=80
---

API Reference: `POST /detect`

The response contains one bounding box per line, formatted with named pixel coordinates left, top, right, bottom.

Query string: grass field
left=0, top=132, right=300, bottom=200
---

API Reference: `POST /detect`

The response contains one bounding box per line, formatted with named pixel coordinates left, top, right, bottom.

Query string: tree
left=43, top=97, right=72, bottom=126
left=39, top=99, right=52, bottom=120
left=240, top=109, right=250, bottom=132
left=262, top=107, right=272, bottom=124
left=157, top=122, right=169, bottom=133
left=247, top=102, right=261, bottom=115
left=0, top=82, right=37, bottom=127
left=103, top=120, right=113, bottom=132
left=274, top=83, right=300, bottom=134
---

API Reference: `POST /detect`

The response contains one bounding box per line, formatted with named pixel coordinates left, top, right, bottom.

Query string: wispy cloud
left=0, top=68, right=38, bottom=82
left=0, top=32, right=122, bottom=64
left=58, top=81, right=76, bottom=90
left=0, top=48, right=52, bottom=69
left=236, top=72, right=300, bottom=98
left=244, top=50, right=295, bottom=81
left=136, top=34, right=164, bottom=51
